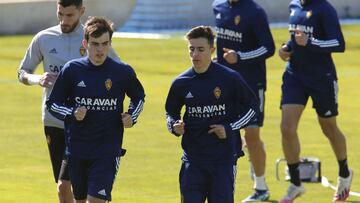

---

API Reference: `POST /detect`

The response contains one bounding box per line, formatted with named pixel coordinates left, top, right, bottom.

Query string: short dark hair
left=57, top=0, right=82, bottom=8
left=185, top=26, right=215, bottom=47
left=84, top=16, right=114, bottom=41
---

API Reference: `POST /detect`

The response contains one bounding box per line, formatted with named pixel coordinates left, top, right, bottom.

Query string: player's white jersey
left=19, top=23, right=119, bottom=128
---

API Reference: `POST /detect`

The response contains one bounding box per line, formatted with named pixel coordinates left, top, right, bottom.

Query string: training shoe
left=278, top=183, right=305, bottom=203
left=333, top=169, right=353, bottom=202
left=242, top=189, right=270, bottom=202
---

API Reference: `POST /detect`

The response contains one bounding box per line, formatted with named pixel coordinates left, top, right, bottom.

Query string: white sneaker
left=278, top=183, right=305, bottom=203
left=333, top=169, right=353, bottom=202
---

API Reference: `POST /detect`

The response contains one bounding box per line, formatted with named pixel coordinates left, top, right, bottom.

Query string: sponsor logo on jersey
left=49, top=48, right=57, bottom=54
left=213, top=87, right=221, bottom=99
left=187, top=104, right=226, bottom=118
left=306, top=10, right=312, bottom=19
left=75, top=97, right=118, bottom=111
left=49, top=65, right=63, bottom=73
left=77, top=81, right=86, bottom=87
left=105, top=79, right=112, bottom=91
left=79, top=46, right=86, bottom=56
left=234, top=15, right=241, bottom=25
left=215, top=27, right=242, bottom=42
left=185, top=92, right=194, bottom=99
left=289, top=24, right=314, bottom=37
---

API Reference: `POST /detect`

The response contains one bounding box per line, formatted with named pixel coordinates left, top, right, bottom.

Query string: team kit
left=18, top=0, right=353, bottom=202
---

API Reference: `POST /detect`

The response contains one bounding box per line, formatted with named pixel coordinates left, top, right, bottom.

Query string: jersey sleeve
left=46, top=63, right=74, bottom=121
left=165, top=80, right=183, bottom=136
left=226, top=73, right=259, bottom=132
left=125, top=67, right=145, bottom=125
left=236, top=8, right=275, bottom=64
left=18, top=33, right=43, bottom=81
left=306, top=4, right=345, bottom=53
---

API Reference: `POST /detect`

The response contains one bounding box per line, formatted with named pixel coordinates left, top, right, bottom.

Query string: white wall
left=0, top=0, right=136, bottom=34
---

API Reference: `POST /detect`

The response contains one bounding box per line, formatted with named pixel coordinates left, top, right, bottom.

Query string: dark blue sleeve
left=235, top=8, right=275, bottom=64
left=46, top=64, right=74, bottom=121
left=125, top=67, right=145, bottom=125
left=223, top=73, right=259, bottom=133
left=165, top=80, right=183, bottom=136
left=306, top=4, right=345, bottom=53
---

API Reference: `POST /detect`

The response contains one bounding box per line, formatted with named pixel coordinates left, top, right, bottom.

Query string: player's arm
left=124, top=66, right=145, bottom=128
left=17, top=33, right=56, bottom=88
left=46, top=64, right=74, bottom=121
left=165, top=81, right=184, bottom=137
left=229, top=73, right=259, bottom=131
left=224, top=9, right=275, bottom=65
left=296, top=5, right=345, bottom=53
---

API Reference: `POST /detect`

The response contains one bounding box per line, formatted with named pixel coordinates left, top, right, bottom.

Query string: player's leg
left=44, top=126, right=74, bottom=203
left=279, top=72, right=307, bottom=203
left=242, top=86, right=269, bottom=202
left=208, top=164, right=236, bottom=203
left=312, top=78, right=352, bottom=201
left=179, top=162, right=208, bottom=203
left=86, top=157, right=120, bottom=203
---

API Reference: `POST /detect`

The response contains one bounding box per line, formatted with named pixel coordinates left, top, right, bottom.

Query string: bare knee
left=280, top=121, right=297, bottom=138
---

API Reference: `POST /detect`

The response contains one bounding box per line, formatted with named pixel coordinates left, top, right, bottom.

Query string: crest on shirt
left=306, top=10, right=312, bottom=19
left=79, top=45, right=86, bottom=56
left=214, top=87, right=221, bottom=99
left=105, top=79, right=112, bottom=91
left=234, top=15, right=241, bottom=25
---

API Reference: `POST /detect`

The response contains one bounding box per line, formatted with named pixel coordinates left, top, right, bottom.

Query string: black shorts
left=44, top=126, right=70, bottom=182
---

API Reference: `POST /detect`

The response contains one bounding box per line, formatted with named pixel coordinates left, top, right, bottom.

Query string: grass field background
left=0, top=25, right=359, bottom=202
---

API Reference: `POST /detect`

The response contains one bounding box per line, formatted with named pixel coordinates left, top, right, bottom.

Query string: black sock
left=338, top=158, right=350, bottom=178
left=288, top=163, right=301, bottom=186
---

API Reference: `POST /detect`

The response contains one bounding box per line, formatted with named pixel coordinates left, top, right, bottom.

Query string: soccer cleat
left=242, top=189, right=270, bottom=202
left=278, top=183, right=305, bottom=203
left=333, top=169, right=353, bottom=202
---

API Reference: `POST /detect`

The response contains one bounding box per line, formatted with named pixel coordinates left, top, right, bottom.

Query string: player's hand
left=39, top=72, right=57, bottom=88
left=121, top=113, right=133, bottom=128
left=208, top=124, right=226, bottom=139
left=74, top=106, right=87, bottom=121
left=223, top=48, right=238, bottom=64
left=294, top=29, right=308, bottom=46
left=173, top=120, right=185, bottom=135
left=279, top=44, right=292, bottom=62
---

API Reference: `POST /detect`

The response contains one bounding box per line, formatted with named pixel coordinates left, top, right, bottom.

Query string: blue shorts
left=68, top=156, right=120, bottom=201
left=247, top=83, right=265, bottom=127
left=179, top=161, right=236, bottom=203
left=281, top=71, right=338, bottom=117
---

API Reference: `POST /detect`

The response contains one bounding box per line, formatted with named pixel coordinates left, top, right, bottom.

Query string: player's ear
left=80, top=6, right=85, bottom=16
left=210, top=46, right=216, bottom=54
left=82, top=39, right=88, bottom=49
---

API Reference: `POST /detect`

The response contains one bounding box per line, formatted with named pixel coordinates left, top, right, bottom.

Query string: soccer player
left=46, top=16, right=145, bottom=203
left=17, top=0, right=119, bottom=202
left=165, top=25, right=259, bottom=203
left=212, top=0, right=275, bottom=201
left=278, top=0, right=353, bottom=202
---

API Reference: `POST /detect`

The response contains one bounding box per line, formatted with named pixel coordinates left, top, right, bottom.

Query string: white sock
left=254, top=175, right=268, bottom=191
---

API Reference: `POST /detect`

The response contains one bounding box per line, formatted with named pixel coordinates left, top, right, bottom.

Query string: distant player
left=17, top=0, right=119, bottom=202
left=165, top=25, right=259, bottom=203
left=213, top=0, right=275, bottom=201
left=46, top=16, right=145, bottom=203
left=278, top=0, right=353, bottom=202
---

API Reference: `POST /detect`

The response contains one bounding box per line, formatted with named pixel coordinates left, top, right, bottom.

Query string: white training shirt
left=19, top=23, right=120, bottom=128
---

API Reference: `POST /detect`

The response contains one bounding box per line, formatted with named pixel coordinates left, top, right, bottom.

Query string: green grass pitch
left=0, top=25, right=359, bottom=202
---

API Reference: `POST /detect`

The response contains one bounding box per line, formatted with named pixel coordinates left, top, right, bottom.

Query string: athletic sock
left=288, top=163, right=301, bottom=186
left=254, top=175, right=268, bottom=191
left=338, top=158, right=350, bottom=178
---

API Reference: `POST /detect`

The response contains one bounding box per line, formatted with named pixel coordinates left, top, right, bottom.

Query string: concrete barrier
left=0, top=0, right=136, bottom=35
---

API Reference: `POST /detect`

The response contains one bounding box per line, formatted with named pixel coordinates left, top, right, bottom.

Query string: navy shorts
left=68, top=156, right=120, bottom=201
left=179, top=161, right=237, bottom=203
left=44, top=126, right=69, bottom=182
left=281, top=71, right=338, bottom=117
left=247, top=84, right=265, bottom=127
